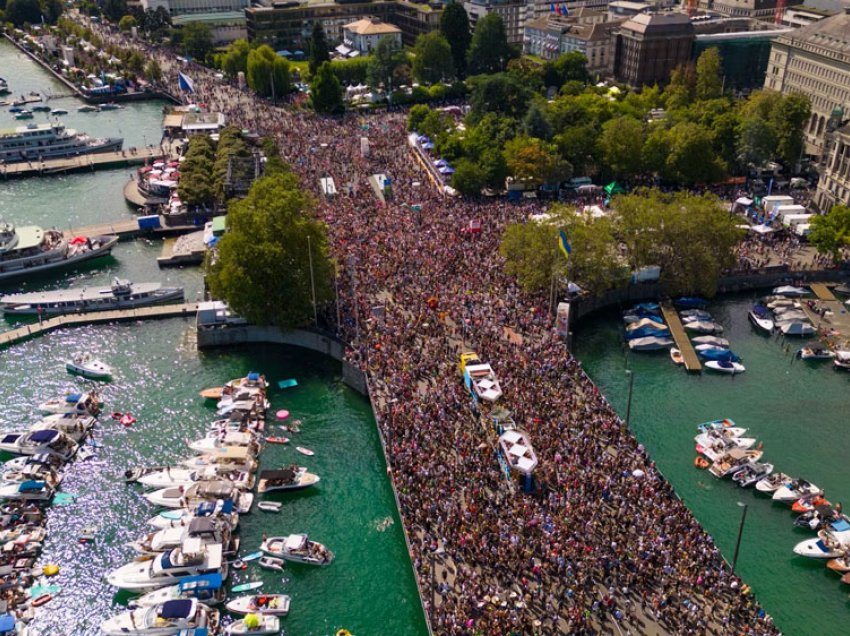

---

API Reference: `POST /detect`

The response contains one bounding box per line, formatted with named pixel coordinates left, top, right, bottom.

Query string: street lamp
left=732, top=501, right=748, bottom=574
left=624, top=369, right=634, bottom=426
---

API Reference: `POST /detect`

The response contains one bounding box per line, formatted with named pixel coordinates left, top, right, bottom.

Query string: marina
left=659, top=303, right=702, bottom=373
left=0, top=147, right=173, bottom=180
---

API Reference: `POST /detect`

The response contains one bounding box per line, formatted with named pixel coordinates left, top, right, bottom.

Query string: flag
left=550, top=2, right=556, bottom=11
left=562, top=4, right=569, bottom=15
left=558, top=229, right=572, bottom=259
left=178, top=72, right=194, bottom=93
left=555, top=3, right=562, bottom=14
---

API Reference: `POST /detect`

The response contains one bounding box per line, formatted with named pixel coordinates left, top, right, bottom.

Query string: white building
left=464, top=0, right=529, bottom=46
left=342, top=18, right=402, bottom=53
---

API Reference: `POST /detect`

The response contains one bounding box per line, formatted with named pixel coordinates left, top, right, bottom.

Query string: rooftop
left=343, top=18, right=402, bottom=35
left=776, top=10, right=850, bottom=55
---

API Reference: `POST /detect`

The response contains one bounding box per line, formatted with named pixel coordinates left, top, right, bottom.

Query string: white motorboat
left=106, top=540, right=225, bottom=591
left=65, top=352, right=112, bottom=380
left=691, top=335, right=730, bottom=347
left=31, top=413, right=96, bottom=442
left=773, top=304, right=803, bottom=316
left=0, top=480, right=54, bottom=501
left=258, top=555, right=284, bottom=571
left=130, top=518, right=236, bottom=555
left=694, top=432, right=757, bottom=462
left=257, top=501, right=281, bottom=513
left=259, top=534, right=334, bottom=566
left=793, top=521, right=850, bottom=559
left=696, top=419, right=746, bottom=437
left=694, top=343, right=729, bottom=352
left=704, top=360, right=745, bottom=374
left=797, top=347, right=834, bottom=360
left=755, top=472, right=793, bottom=494
left=773, top=285, right=809, bottom=297
left=186, top=431, right=260, bottom=454
left=670, top=348, right=684, bottom=365
left=257, top=467, right=319, bottom=493
left=144, top=481, right=254, bottom=514
left=136, top=466, right=254, bottom=491
left=3, top=452, right=62, bottom=472
left=100, top=599, right=219, bottom=635
left=732, top=462, right=774, bottom=487
left=748, top=308, right=774, bottom=333
left=683, top=321, right=723, bottom=334
left=178, top=446, right=258, bottom=473
left=773, top=478, right=821, bottom=503
left=708, top=448, right=763, bottom=478
left=680, top=309, right=712, bottom=321
left=226, top=615, right=280, bottom=635
left=834, top=350, right=850, bottom=370
left=0, top=429, right=78, bottom=461
left=225, top=594, right=291, bottom=616
left=128, top=573, right=225, bottom=609
left=215, top=400, right=263, bottom=417
left=0, top=463, right=62, bottom=488
left=37, top=390, right=101, bottom=416
left=626, top=317, right=667, bottom=331
left=627, top=336, right=673, bottom=351
left=147, top=499, right=239, bottom=531
left=779, top=321, right=815, bottom=336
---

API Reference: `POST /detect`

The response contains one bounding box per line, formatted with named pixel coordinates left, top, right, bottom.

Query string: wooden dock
left=810, top=283, right=836, bottom=301
left=64, top=219, right=209, bottom=242
left=0, top=148, right=168, bottom=180
left=660, top=304, right=702, bottom=373
left=0, top=303, right=199, bottom=349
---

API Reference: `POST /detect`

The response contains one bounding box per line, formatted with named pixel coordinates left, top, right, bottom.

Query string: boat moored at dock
left=0, top=122, right=122, bottom=163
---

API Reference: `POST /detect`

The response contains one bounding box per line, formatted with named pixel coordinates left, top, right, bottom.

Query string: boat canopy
left=29, top=453, right=54, bottom=465
left=194, top=481, right=235, bottom=498
left=284, top=534, right=308, bottom=551
left=160, top=599, right=196, bottom=619
left=29, top=429, right=58, bottom=443
left=247, top=372, right=260, bottom=381
left=196, top=499, right=234, bottom=516
left=187, top=518, right=218, bottom=536
left=66, top=393, right=82, bottom=402
left=178, top=572, right=222, bottom=593
left=831, top=519, right=850, bottom=533
left=260, top=469, right=295, bottom=483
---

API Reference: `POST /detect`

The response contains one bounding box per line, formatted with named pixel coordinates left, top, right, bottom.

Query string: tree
left=412, top=32, right=455, bottom=85
left=40, top=0, right=61, bottom=23
left=468, top=73, right=532, bottom=122
left=772, top=92, right=811, bottom=168
left=418, top=110, right=453, bottom=142
left=543, top=51, right=589, bottom=89
left=440, top=1, right=471, bottom=78
left=662, top=122, right=725, bottom=185
left=366, top=36, right=409, bottom=91
left=507, top=57, right=544, bottom=94
left=310, top=61, right=344, bottom=114
left=664, top=63, right=696, bottom=110
left=118, top=14, right=136, bottom=32
left=206, top=173, right=334, bottom=329
left=177, top=136, right=215, bottom=208
left=5, top=0, right=40, bottom=26
left=144, top=59, right=162, bottom=83
left=736, top=116, right=775, bottom=169
left=222, top=39, right=251, bottom=78
left=599, top=116, right=644, bottom=180
left=809, top=205, right=850, bottom=262
left=308, top=22, right=330, bottom=78
left=178, top=22, right=214, bottom=63
left=247, top=45, right=291, bottom=100
left=451, top=158, right=487, bottom=196
left=499, top=216, right=566, bottom=293
left=522, top=100, right=553, bottom=141
left=467, top=13, right=515, bottom=75
left=695, top=48, right=723, bottom=101
left=408, top=104, right=431, bottom=132
left=503, top=136, right=571, bottom=186
left=101, top=0, right=126, bottom=22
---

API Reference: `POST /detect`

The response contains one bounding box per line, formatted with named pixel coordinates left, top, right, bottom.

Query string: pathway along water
left=574, top=294, right=850, bottom=636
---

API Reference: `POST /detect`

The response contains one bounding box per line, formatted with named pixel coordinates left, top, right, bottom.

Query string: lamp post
left=624, top=369, right=634, bottom=426
left=732, top=501, right=748, bottom=574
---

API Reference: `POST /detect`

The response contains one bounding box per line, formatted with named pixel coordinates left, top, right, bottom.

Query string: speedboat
left=793, top=520, right=850, bottom=559
left=628, top=336, right=673, bottom=351
left=792, top=494, right=830, bottom=514
left=797, top=347, right=834, bottom=360
left=755, top=472, right=793, bottom=494
left=834, top=350, right=850, bottom=370
left=683, top=321, right=723, bottom=334
left=704, top=360, right=745, bottom=374
left=698, top=349, right=741, bottom=362
left=3, top=452, right=62, bottom=472
left=0, top=429, right=78, bottom=461
left=226, top=615, right=280, bottom=635
left=695, top=436, right=756, bottom=463
left=680, top=309, right=712, bottom=321
left=779, top=321, right=815, bottom=336
left=147, top=500, right=239, bottom=531
left=225, top=594, right=291, bottom=616
left=694, top=428, right=755, bottom=449
left=691, top=336, right=729, bottom=347
left=144, top=481, right=254, bottom=514
left=696, top=419, right=746, bottom=437
left=670, top=348, right=684, bottom=365
left=106, top=541, right=225, bottom=591
left=128, top=573, right=225, bottom=609
left=748, top=304, right=774, bottom=333
left=177, top=447, right=258, bottom=473
left=695, top=343, right=729, bottom=352
left=826, top=554, right=850, bottom=573
left=709, top=448, right=763, bottom=478
left=258, top=555, right=284, bottom=569
left=215, top=400, right=263, bottom=417
left=31, top=413, right=96, bottom=442
left=129, top=518, right=236, bottom=555
left=732, top=462, right=774, bottom=488
left=0, top=480, right=54, bottom=502
left=795, top=503, right=840, bottom=531
left=136, top=466, right=255, bottom=491
left=65, top=353, right=112, bottom=380
left=186, top=431, right=260, bottom=454
left=259, top=534, right=334, bottom=566
left=773, top=285, right=809, bottom=297
left=773, top=478, right=821, bottom=503
left=38, top=390, right=101, bottom=416
left=0, top=463, right=62, bottom=488
left=100, top=599, right=219, bottom=635
left=257, top=467, right=319, bottom=493
left=14, top=111, right=33, bottom=120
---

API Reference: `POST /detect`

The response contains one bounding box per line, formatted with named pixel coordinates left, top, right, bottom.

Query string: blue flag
left=178, top=72, right=194, bottom=93
left=562, top=4, right=569, bottom=15
left=550, top=2, right=555, bottom=11
left=558, top=229, right=572, bottom=259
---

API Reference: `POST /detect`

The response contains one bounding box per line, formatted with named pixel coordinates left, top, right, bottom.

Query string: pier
left=660, top=304, right=702, bottom=373
left=63, top=218, right=208, bottom=242
left=810, top=283, right=837, bottom=301
left=0, top=303, right=198, bottom=349
left=0, top=147, right=171, bottom=180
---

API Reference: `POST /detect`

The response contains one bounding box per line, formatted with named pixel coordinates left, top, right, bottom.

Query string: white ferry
left=0, top=121, right=122, bottom=163
left=0, top=223, right=118, bottom=282
left=0, top=278, right=184, bottom=315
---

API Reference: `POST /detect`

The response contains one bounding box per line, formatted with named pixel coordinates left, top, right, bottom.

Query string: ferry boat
left=0, top=223, right=118, bottom=282
left=0, top=121, right=122, bottom=163
left=0, top=279, right=184, bottom=315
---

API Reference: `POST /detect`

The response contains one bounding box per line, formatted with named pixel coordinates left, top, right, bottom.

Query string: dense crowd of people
left=85, top=19, right=789, bottom=634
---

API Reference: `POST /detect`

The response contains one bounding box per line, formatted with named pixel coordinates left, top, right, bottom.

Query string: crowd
left=85, top=18, right=787, bottom=634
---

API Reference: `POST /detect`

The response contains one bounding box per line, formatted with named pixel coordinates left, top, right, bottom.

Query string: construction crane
left=775, top=0, right=786, bottom=24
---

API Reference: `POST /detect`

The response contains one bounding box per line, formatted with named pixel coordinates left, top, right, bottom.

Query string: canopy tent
left=735, top=197, right=753, bottom=207
left=604, top=181, right=625, bottom=195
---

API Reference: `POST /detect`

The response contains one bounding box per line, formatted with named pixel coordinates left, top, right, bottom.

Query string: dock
left=0, top=303, right=199, bottom=349
left=810, top=283, right=837, bottom=301
left=0, top=148, right=169, bottom=180
left=660, top=304, right=702, bottom=373
left=63, top=219, right=208, bottom=242
left=157, top=230, right=206, bottom=267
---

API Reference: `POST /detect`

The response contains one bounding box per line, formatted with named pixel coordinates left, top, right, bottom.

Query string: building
left=697, top=0, right=779, bottom=21
left=763, top=9, right=850, bottom=158
left=523, top=13, right=623, bottom=76
left=246, top=0, right=442, bottom=49
left=607, top=0, right=650, bottom=18
left=343, top=17, right=402, bottom=52
left=614, top=12, right=694, bottom=87
left=815, top=120, right=850, bottom=210
left=140, top=0, right=248, bottom=16
left=527, top=0, right=612, bottom=21
left=463, top=0, right=528, bottom=45
left=780, top=6, right=831, bottom=28
left=140, top=0, right=249, bottom=42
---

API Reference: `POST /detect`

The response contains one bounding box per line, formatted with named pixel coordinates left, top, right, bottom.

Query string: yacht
left=187, top=431, right=260, bottom=455
left=0, top=121, right=121, bottom=163
left=773, top=478, right=821, bottom=503
left=0, top=462, right=62, bottom=488
left=28, top=413, right=95, bottom=442
left=259, top=534, right=334, bottom=566
left=0, top=480, right=54, bottom=502
left=793, top=520, right=850, bottom=559
left=748, top=303, right=774, bottom=333
left=257, top=467, right=319, bottom=493
left=130, top=518, right=237, bottom=556
left=0, top=223, right=117, bottom=282
left=147, top=499, right=239, bottom=531
left=66, top=352, right=112, bottom=380
left=144, top=481, right=254, bottom=513
left=0, top=429, right=78, bottom=461
left=37, top=390, right=101, bottom=416
left=136, top=466, right=254, bottom=491
left=128, top=573, right=225, bottom=609
left=0, top=279, right=184, bottom=315
left=177, top=446, right=258, bottom=473
left=106, top=540, right=225, bottom=591
left=100, top=599, right=218, bottom=635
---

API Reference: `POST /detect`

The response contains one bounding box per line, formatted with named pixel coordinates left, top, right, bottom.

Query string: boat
left=791, top=494, right=830, bottom=514
left=694, top=428, right=756, bottom=452
left=264, top=436, right=288, bottom=444
left=704, top=360, right=745, bottom=374
left=773, top=285, right=809, bottom=297
left=732, top=462, right=774, bottom=487
left=99, top=102, right=122, bottom=111
left=0, top=480, right=54, bottom=502
left=14, top=111, right=33, bottom=120
left=129, top=518, right=236, bottom=556
left=696, top=419, right=745, bottom=436
left=794, top=503, right=839, bottom=531
left=187, top=431, right=260, bottom=455
left=31, top=412, right=96, bottom=440
left=37, top=390, right=101, bottom=416
left=627, top=336, right=673, bottom=351
left=226, top=615, right=280, bottom=635
left=683, top=321, right=723, bottom=334
left=147, top=499, right=239, bottom=531
left=0, top=78, right=8, bottom=95
left=797, top=347, right=834, bottom=360
left=257, top=467, right=319, bottom=493
left=77, top=105, right=98, bottom=113
left=674, top=297, right=709, bottom=309
left=258, top=556, right=285, bottom=571
left=105, top=540, right=225, bottom=591
left=226, top=594, right=290, bottom=616
left=0, top=223, right=118, bottom=282
left=622, top=312, right=661, bottom=325
left=755, top=472, right=793, bottom=494
left=128, top=573, right=225, bottom=609
left=259, top=534, right=334, bottom=566
left=691, top=335, right=730, bottom=347
left=779, top=321, right=816, bottom=336
left=748, top=303, right=774, bottom=333
left=30, top=105, right=50, bottom=112
left=679, top=309, right=712, bottom=321
left=3, top=452, right=63, bottom=472
left=100, top=599, right=219, bottom=635
left=295, top=446, right=314, bottom=457
left=178, top=447, right=258, bottom=473
left=826, top=554, right=850, bottom=573
left=835, top=351, right=850, bottom=370
left=708, top=448, right=763, bottom=478
left=694, top=343, right=729, bottom=352
left=0, top=122, right=122, bottom=163
left=0, top=429, right=78, bottom=461
left=463, top=361, right=503, bottom=403
left=670, top=348, right=684, bottom=365
left=625, top=326, right=670, bottom=339
left=793, top=520, right=850, bottom=559
left=144, top=481, right=254, bottom=514
left=49, top=108, right=68, bottom=116
left=625, top=317, right=667, bottom=332
left=698, top=349, right=741, bottom=362
left=257, top=501, right=281, bottom=513
left=0, top=463, right=62, bottom=488
left=773, top=478, right=821, bottom=503
left=0, top=279, right=184, bottom=316
left=136, top=466, right=254, bottom=491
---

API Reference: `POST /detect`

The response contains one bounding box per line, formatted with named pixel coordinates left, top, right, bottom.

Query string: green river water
left=0, top=40, right=428, bottom=635
left=574, top=295, right=850, bottom=636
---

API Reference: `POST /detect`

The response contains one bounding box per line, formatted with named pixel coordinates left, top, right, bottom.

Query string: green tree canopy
left=206, top=173, right=334, bottom=329
left=503, top=135, right=571, bottom=186
left=310, top=61, right=344, bottom=114
left=308, top=22, right=331, bottom=78
left=222, top=39, right=251, bottom=78
left=177, top=136, right=215, bottom=208
left=467, top=13, right=516, bottom=75
left=468, top=73, right=532, bottom=122
left=366, top=36, right=409, bottom=90
left=412, top=32, right=455, bottom=85
left=543, top=51, right=589, bottom=90
left=451, top=158, right=487, bottom=196
left=247, top=45, right=291, bottom=99
left=118, top=14, right=136, bottom=31
left=5, top=0, right=41, bottom=26
left=177, top=22, right=214, bottom=62
left=439, top=1, right=471, bottom=77
left=695, top=47, right=723, bottom=101
left=408, top=104, right=431, bottom=132
left=599, top=116, right=645, bottom=180
left=809, top=205, right=850, bottom=262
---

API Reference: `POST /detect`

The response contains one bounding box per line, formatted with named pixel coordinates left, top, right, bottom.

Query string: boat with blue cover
left=748, top=302, right=774, bottom=333
left=626, top=326, right=671, bottom=339
left=674, top=297, right=709, bottom=309
left=129, top=573, right=225, bottom=609
left=698, top=349, right=741, bottom=362
left=100, top=598, right=219, bottom=635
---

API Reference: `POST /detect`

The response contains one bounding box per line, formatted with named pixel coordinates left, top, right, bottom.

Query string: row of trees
left=218, top=40, right=291, bottom=98
left=2, top=0, right=62, bottom=27
left=500, top=190, right=743, bottom=297
left=177, top=128, right=254, bottom=208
